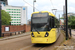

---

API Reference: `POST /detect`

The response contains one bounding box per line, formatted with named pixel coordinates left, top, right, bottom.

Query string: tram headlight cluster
left=45, top=32, right=49, bottom=37
left=31, top=33, right=34, bottom=37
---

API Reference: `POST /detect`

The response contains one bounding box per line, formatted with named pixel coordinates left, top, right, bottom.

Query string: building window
left=14, top=17, right=16, bottom=18
left=6, top=9, right=9, bottom=10
left=11, top=22, right=13, bottom=23
left=14, top=22, right=16, bottom=23
left=14, top=9, right=15, bottom=10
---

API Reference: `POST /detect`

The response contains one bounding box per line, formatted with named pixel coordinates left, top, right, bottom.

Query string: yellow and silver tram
left=31, top=11, right=60, bottom=44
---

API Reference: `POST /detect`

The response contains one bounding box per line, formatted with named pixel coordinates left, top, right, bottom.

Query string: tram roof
left=31, top=11, right=55, bottom=17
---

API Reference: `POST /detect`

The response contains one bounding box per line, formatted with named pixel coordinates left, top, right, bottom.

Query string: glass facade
left=6, top=8, right=21, bottom=25
left=7, top=11, right=21, bottom=13
left=6, top=9, right=20, bottom=11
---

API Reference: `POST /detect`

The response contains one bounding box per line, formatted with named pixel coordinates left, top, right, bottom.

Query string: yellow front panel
left=33, top=32, right=46, bottom=38
left=31, top=11, right=55, bottom=17
left=31, top=28, right=57, bottom=44
left=31, top=38, right=49, bottom=43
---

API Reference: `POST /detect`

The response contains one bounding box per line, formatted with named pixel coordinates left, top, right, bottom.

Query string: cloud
left=68, top=0, right=75, bottom=4
left=8, top=0, right=75, bottom=19
left=8, top=0, right=25, bottom=6
left=68, top=7, right=75, bottom=13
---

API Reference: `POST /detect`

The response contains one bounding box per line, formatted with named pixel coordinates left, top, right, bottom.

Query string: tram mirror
left=54, top=26, right=56, bottom=28
left=49, top=28, right=51, bottom=30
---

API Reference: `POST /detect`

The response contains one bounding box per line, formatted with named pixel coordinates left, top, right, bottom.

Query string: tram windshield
left=32, top=23, right=49, bottom=31
left=31, top=17, right=49, bottom=31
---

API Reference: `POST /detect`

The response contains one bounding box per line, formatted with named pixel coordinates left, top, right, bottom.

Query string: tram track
left=0, top=30, right=65, bottom=50
left=20, top=44, right=53, bottom=50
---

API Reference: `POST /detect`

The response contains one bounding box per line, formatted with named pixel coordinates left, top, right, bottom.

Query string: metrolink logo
left=23, top=8, right=25, bottom=10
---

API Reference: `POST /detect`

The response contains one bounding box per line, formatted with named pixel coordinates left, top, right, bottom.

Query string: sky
left=8, top=0, right=75, bottom=20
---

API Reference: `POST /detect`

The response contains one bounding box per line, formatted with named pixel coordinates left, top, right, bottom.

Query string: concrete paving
left=19, top=30, right=65, bottom=50
left=0, top=35, right=32, bottom=50
left=72, top=30, right=75, bottom=39
left=26, top=32, right=64, bottom=50
left=0, top=30, right=65, bottom=50
left=56, top=29, right=75, bottom=50
left=0, top=32, right=30, bottom=41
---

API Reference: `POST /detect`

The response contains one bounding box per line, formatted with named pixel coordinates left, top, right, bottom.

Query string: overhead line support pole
left=65, top=0, right=68, bottom=40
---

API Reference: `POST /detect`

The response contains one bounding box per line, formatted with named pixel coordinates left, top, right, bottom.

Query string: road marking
left=20, top=44, right=34, bottom=50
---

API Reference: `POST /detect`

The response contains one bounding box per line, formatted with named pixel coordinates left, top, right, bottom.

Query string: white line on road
left=20, top=44, right=34, bottom=50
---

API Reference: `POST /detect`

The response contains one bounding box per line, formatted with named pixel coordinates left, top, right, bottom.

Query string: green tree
left=68, top=15, right=75, bottom=29
left=60, top=17, right=64, bottom=19
left=68, top=16, right=75, bottom=25
left=1, top=10, right=11, bottom=25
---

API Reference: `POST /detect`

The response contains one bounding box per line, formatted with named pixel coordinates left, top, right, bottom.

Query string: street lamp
left=33, top=0, right=36, bottom=12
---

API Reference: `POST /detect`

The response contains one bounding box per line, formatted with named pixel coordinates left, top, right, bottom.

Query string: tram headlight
left=31, top=32, right=34, bottom=37
left=45, top=32, right=49, bottom=37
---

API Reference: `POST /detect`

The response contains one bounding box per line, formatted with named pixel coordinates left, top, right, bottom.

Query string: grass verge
left=0, top=37, right=3, bottom=38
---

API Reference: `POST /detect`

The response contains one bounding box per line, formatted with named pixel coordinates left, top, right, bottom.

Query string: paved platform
left=72, top=30, right=75, bottom=39
left=0, top=32, right=30, bottom=41
left=0, top=30, right=65, bottom=50
left=56, top=29, right=75, bottom=50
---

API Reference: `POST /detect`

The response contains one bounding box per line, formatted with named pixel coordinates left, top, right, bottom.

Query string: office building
left=3, top=5, right=27, bottom=25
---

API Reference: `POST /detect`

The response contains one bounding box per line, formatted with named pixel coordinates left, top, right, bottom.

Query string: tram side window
left=49, top=16, right=54, bottom=28
left=55, top=18, right=58, bottom=28
left=57, top=20, right=60, bottom=28
left=55, top=18, right=59, bottom=28
left=52, top=17, right=54, bottom=28
left=56, top=19, right=59, bottom=28
left=49, top=17, right=52, bottom=28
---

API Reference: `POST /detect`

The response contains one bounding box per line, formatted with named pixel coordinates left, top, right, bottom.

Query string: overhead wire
left=23, top=0, right=39, bottom=11
left=50, top=0, right=55, bottom=8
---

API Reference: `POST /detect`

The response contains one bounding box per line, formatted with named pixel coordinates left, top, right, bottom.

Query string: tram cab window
left=55, top=18, right=57, bottom=28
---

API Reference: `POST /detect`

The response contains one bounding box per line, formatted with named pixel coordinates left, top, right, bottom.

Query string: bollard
left=10, top=33, right=12, bottom=36
left=3, top=33, right=4, bottom=37
left=15, top=32, right=16, bottom=35
left=69, top=28, right=71, bottom=37
left=18, top=32, right=20, bottom=34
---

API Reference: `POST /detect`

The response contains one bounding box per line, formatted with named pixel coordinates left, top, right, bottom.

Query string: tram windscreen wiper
left=33, top=28, right=40, bottom=34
